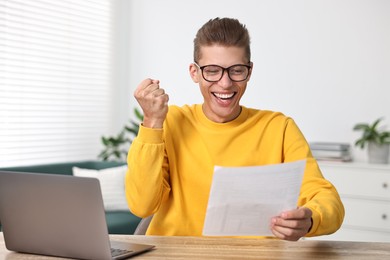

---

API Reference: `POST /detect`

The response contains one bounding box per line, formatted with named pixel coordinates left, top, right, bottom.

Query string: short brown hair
left=193, top=17, right=251, bottom=63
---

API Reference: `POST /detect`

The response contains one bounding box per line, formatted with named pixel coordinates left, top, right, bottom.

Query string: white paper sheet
left=202, top=160, right=306, bottom=236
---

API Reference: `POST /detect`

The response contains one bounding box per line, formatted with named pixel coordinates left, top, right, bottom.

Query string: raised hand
left=134, top=78, right=169, bottom=128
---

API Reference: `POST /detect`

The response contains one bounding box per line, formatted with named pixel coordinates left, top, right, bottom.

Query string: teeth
left=214, top=93, right=234, bottom=99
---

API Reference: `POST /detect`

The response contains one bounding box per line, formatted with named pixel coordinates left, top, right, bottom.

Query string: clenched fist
left=134, top=78, right=169, bottom=128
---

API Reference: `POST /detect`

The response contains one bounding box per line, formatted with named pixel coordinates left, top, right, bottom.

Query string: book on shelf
left=311, top=149, right=350, bottom=158
left=309, top=141, right=352, bottom=162
left=309, top=142, right=351, bottom=151
left=315, top=156, right=353, bottom=162
left=312, top=152, right=352, bottom=162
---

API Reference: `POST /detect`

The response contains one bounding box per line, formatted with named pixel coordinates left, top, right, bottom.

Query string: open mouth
left=212, top=92, right=236, bottom=100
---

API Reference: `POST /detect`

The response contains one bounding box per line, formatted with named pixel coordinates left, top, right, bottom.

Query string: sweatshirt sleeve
left=283, top=118, right=345, bottom=237
left=125, top=124, right=171, bottom=218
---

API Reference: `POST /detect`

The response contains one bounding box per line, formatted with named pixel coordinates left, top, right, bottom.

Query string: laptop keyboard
left=111, top=247, right=134, bottom=257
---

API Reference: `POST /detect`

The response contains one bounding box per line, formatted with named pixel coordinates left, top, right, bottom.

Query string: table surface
left=1, top=233, right=390, bottom=259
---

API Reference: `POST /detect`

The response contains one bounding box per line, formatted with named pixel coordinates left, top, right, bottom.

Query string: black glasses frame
left=194, top=62, right=252, bottom=82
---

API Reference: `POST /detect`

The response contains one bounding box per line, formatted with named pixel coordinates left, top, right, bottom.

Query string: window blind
left=0, top=0, right=114, bottom=167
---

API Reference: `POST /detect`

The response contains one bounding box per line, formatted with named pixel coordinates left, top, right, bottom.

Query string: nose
left=218, top=69, right=232, bottom=88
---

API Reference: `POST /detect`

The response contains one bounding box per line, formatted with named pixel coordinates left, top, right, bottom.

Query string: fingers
left=280, top=207, right=312, bottom=220
left=270, top=207, right=313, bottom=241
left=134, top=79, right=163, bottom=100
left=134, top=78, right=169, bottom=128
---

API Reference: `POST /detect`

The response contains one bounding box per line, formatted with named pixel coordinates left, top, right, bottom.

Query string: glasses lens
left=228, top=65, right=249, bottom=82
left=202, top=65, right=223, bottom=82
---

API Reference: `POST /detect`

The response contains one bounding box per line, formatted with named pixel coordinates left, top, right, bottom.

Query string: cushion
left=72, top=165, right=129, bottom=211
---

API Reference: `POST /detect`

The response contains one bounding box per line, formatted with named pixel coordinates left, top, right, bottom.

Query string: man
left=125, top=17, right=344, bottom=241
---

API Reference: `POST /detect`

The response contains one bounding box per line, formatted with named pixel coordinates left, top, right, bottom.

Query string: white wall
left=122, top=0, right=390, bottom=162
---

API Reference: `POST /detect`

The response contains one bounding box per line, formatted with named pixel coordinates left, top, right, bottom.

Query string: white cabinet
left=313, top=162, right=390, bottom=242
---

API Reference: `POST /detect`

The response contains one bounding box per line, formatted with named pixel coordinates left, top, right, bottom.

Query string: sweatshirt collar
left=195, top=104, right=248, bottom=129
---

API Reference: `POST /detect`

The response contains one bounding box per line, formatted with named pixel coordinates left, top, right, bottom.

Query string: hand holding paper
left=202, top=160, right=306, bottom=236
left=270, top=206, right=313, bottom=241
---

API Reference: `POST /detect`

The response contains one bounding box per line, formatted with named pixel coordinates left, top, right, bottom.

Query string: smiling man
left=125, top=17, right=344, bottom=241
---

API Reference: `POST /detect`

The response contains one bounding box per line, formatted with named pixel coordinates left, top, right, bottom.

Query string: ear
left=189, top=63, right=200, bottom=83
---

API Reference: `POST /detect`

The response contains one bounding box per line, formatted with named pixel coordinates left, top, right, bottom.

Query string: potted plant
left=98, top=107, right=144, bottom=161
left=353, top=117, right=390, bottom=164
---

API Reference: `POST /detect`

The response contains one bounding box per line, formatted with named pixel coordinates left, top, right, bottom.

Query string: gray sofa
left=0, top=161, right=141, bottom=234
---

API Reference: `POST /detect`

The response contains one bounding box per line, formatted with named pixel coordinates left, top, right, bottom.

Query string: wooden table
left=1, top=232, right=390, bottom=259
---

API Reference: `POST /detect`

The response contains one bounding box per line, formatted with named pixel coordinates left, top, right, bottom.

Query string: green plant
left=98, top=107, right=144, bottom=161
left=353, top=117, right=390, bottom=149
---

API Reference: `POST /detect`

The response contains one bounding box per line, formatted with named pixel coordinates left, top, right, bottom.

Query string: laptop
left=0, top=171, right=154, bottom=260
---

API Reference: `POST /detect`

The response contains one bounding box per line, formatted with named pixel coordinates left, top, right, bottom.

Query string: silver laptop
left=0, top=171, right=154, bottom=260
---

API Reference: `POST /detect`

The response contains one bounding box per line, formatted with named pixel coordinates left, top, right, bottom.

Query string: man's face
left=189, top=45, right=252, bottom=123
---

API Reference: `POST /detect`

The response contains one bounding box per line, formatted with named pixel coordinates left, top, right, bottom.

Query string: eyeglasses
left=194, top=62, right=252, bottom=82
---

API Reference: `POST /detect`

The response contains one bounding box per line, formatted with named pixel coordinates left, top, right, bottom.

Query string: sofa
left=0, top=161, right=141, bottom=234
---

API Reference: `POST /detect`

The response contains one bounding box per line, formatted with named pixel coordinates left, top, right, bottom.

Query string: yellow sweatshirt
left=125, top=104, right=344, bottom=237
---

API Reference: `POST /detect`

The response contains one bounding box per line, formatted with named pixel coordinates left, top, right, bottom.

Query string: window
left=0, top=0, right=114, bottom=167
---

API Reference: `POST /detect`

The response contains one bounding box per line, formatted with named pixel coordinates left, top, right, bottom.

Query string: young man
left=125, top=17, right=344, bottom=241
